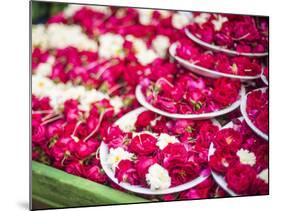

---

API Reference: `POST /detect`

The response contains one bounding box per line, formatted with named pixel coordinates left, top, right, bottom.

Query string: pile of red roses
left=209, top=119, right=268, bottom=195
left=104, top=110, right=219, bottom=189
left=187, top=13, right=269, bottom=53
left=176, top=38, right=263, bottom=76
left=140, top=71, right=241, bottom=114
left=246, top=88, right=269, bottom=134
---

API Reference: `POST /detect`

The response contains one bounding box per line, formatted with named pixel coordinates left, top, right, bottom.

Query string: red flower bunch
left=246, top=89, right=269, bottom=134
left=141, top=71, right=241, bottom=114
left=176, top=38, right=262, bottom=76
left=32, top=96, right=118, bottom=184
left=104, top=110, right=219, bottom=189
left=209, top=119, right=268, bottom=195
left=188, top=13, right=268, bottom=53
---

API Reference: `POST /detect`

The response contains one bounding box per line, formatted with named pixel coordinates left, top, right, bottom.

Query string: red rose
left=209, top=148, right=238, bottom=174
left=128, top=133, right=158, bottom=156
left=225, top=163, right=256, bottom=195
left=135, top=111, right=157, bottom=128
left=169, top=161, right=200, bottom=186
left=65, top=160, right=84, bottom=176
left=213, top=78, right=241, bottom=107
left=32, top=121, right=46, bottom=144
left=135, top=156, right=157, bottom=178
left=256, top=107, right=268, bottom=134
left=160, top=143, right=190, bottom=170
left=85, top=165, right=107, bottom=184
left=197, top=121, right=219, bottom=148
left=213, top=128, right=243, bottom=151
left=250, top=177, right=269, bottom=195
left=74, top=139, right=100, bottom=159
left=115, top=160, right=139, bottom=185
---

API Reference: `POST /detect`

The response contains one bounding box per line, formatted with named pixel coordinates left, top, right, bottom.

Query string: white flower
left=193, top=13, right=211, bottom=25
left=116, top=113, right=138, bottom=132
left=211, top=15, right=228, bottom=31
left=136, top=49, right=158, bottom=66
left=137, top=9, right=153, bottom=25
left=32, top=75, right=54, bottom=97
left=152, top=35, right=170, bottom=58
left=237, top=149, right=256, bottom=166
left=98, top=33, right=125, bottom=59
left=110, top=96, right=124, bottom=114
left=172, top=13, right=190, bottom=29
left=146, top=163, right=171, bottom=190
left=63, top=4, right=111, bottom=18
left=257, top=169, right=269, bottom=184
left=32, top=24, right=48, bottom=50
left=34, top=56, right=55, bottom=77
left=107, top=147, right=134, bottom=171
left=126, top=35, right=147, bottom=53
left=46, top=24, right=98, bottom=51
left=158, top=10, right=171, bottom=19
left=156, top=133, right=180, bottom=150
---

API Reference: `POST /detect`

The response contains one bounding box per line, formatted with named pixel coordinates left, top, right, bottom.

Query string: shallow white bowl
left=135, top=85, right=245, bottom=120
left=240, top=87, right=268, bottom=141
left=185, top=28, right=268, bottom=58
left=169, top=42, right=262, bottom=80
left=100, top=107, right=214, bottom=195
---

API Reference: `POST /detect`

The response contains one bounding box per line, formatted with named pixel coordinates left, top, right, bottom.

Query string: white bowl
left=240, top=87, right=268, bottom=141
left=135, top=85, right=245, bottom=120
left=169, top=42, right=262, bottom=80
left=207, top=117, right=245, bottom=196
left=185, top=28, right=268, bottom=58
left=100, top=107, right=215, bottom=195
left=261, top=67, right=269, bottom=86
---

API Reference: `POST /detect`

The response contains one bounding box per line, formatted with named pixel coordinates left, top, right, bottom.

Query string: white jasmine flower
left=156, top=133, right=180, bottom=150
left=136, top=49, right=158, bottom=66
left=63, top=4, right=83, bottom=18
left=172, top=13, right=191, bottom=29
left=32, top=24, right=48, bottom=50
left=46, top=24, right=98, bottom=51
left=34, top=56, right=55, bottom=77
left=110, top=96, right=124, bottom=114
left=107, top=147, right=134, bottom=171
left=32, top=75, right=54, bottom=97
left=193, top=13, right=211, bottom=25
left=237, top=149, right=256, bottom=166
left=257, top=169, right=269, bottom=184
left=152, top=35, right=170, bottom=58
left=126, top=35, right=147, bottom=53
left=137, top=9, right=153, bottom=25
left=98, top=33, right=125, bottom=59
left=146, top=163, right=171, bottom=190
left=63, top=4, right=111, bottom=18
left=211, top=15, right=228, bottom=31
left=158, top=10, right=171, bottom=19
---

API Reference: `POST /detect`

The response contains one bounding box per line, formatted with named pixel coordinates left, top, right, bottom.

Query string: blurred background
left=32, top=1, right=67, bottom=24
